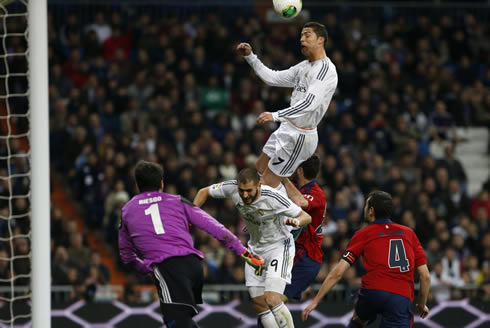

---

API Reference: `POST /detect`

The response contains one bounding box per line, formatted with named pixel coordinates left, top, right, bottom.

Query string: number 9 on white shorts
left=245, top=238, right=295, bottom=293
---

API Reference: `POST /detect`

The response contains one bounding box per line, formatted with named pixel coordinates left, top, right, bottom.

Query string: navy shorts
left=284, top=250, right=321, bottom=300
left=355, top=288, right=413, bottom=328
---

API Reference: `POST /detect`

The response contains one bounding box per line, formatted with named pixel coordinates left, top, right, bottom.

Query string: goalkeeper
left=119, top=161, right=264, bottom=328
left=194, top=168, right=311, bottom=328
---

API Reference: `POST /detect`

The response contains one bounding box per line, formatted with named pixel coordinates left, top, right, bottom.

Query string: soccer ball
left=273, top=0, right=302, bottom=19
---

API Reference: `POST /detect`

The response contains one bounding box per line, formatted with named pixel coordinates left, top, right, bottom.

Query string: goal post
left=28, top=0, right=51, bottom=327
left=0, top=0, right=51, bottom=325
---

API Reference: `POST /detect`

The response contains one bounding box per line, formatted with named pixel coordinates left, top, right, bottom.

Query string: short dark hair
left=134, top=160, right=164, bottom=192
left=367, top=190, right=393, bottom=220
left=237, top=168, right=260, bottom=185
left=303, top=21, right=328, bottom=46
left=299, top=154, right=320, bottom=180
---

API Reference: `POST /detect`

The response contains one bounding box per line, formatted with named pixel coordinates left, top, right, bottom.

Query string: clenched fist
left=236, top=43, right=252, bottom=56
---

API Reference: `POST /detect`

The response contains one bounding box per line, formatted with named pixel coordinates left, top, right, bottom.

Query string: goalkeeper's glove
left=241, top=250, right=265, bottom=275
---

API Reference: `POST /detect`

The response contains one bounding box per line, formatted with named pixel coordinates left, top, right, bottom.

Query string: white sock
left=275, top=182, right=287, bottom=196
left=271, top=302, right=294, bottom=328
left=258, top=309, right=280, bottom=328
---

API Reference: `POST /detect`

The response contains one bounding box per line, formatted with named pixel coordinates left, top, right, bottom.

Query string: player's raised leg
left=262, top=167, right=283, bottom=189
left=257, top=150, right=287, bottom=196
left=257, top=146, right=286, bottom=195
left=256, top=152, right=270, bottom=176
left=256, top=127, right=287, bottom=190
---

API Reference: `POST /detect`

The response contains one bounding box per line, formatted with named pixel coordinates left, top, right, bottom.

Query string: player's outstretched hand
left=415, top=304, right=429, bottom=319
left=237, top=43, right=252, bottom=56
left=301, top=300, right=318, bottom=321
left=256, top=112, right=274, bottom=124
left=284, top=217, right=300, bottom=228
left=241, top=250, right=265, bottom=275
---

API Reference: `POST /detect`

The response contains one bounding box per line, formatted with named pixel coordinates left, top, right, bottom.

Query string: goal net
left=0, top=0, right=33, bottom=326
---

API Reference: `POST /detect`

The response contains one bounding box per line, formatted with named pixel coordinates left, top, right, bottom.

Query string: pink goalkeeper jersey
left=119, top=191, right=246, bottom=273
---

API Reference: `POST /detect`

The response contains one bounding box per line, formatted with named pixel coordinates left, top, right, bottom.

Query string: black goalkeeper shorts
left=152, top=254, right=204, bottom=316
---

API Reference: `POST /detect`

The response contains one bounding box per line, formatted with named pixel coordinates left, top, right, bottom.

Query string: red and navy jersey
left=295, top=180, right=326, bottom=263
left=342, top=219, right=427, bottom=301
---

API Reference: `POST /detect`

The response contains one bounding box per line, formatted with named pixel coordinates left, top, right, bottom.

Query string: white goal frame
left=28, top=0, right=50, bottom=327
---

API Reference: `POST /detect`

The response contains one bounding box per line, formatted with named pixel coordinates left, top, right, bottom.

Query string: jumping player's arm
left=193, top=180, right=237, bottom=207
left=238, top=43, right=299, bottom=88
left=182, top=197, right=264, bottom=273
left=118, top=210, right=152, bottom=274
left=282, top=178, right=308, bottom=209
left=302, top=230, right=362, bottom=321
left=412, top=230, right=430, bottom=318
left=272, top=76, right=337, bottom=123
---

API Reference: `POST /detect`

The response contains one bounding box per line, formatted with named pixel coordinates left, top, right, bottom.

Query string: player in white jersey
left=237, top=22, right=338, bottom=191
left=194, top=168, right=311, bottom=328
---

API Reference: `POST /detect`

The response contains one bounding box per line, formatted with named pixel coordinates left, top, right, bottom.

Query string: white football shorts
left=263, top=121, right=318, bottom=177
left=245, top=237, right=295, bottom=294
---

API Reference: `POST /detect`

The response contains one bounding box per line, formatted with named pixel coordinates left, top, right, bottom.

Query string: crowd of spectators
left=40, top=2, right=490, bottom=304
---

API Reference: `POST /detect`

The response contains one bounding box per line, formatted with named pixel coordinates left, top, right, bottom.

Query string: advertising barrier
left=29, top=298, right=490, bottom=328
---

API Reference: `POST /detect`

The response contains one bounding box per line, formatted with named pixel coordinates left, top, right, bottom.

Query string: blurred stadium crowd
left=37, top=3, right=490, bottom=303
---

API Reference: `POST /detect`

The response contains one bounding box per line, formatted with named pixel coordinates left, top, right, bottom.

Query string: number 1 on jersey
left=388, top=239, right=409, bottom=272
left=145, top=204, right=165, bottom=234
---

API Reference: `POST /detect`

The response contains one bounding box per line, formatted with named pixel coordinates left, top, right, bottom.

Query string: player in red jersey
left=283, top=153, right=326, bottom=301
left=302, top=190, right=431, bottom=328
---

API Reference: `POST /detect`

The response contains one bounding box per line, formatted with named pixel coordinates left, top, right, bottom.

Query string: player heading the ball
left=237, top=22, right=338, bottom=191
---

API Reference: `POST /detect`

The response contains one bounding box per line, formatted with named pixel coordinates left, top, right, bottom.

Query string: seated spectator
left=67, top=232, right=92, bottom=271
left=444, top=179, right=471, bottom=220
left=440, top=144, right=467, bottom=184
left=52, top=246, right=75, bottom=285
left=216, top=251, right=239, bottom=284
left=472, top=190, right=490, bottom=219
left=331, top=191, right=350, bottom=221
left=425, top=238, right=443, bottom=267
left=13, top=238, right=30, bottom=286
left=463, top=256, right=481, bottom=285
left=0, top=249, right=10, bottom=286
left=200, top=75, right=228, bottom=118
left=431, top=100, right=457, bottom=141
left=103, top=26, right=131, bottom=61
left=85, top=12, right=112, bottom=44
left=430, top=262, right=459, bottom=303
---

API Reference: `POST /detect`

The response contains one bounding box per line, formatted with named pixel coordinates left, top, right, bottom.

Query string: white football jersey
left=245, top=53, right=337, bottom=129
left=208, top=180, right=302, bottom=253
